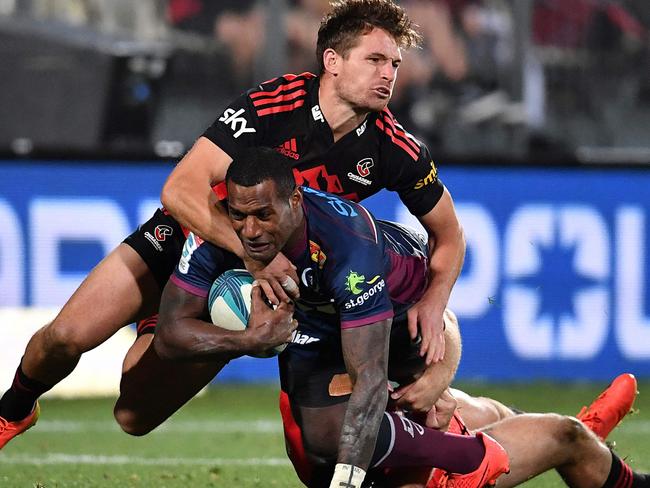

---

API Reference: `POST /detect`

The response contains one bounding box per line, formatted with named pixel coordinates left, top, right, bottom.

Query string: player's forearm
left=154, top=316, right=255, bottom=362
left=337, top=370, right=389, bottom=470
left=423, top=222, right=465, bottom=308
left=162, top=183, right=245, bottom=258
left=338, top=322, right=391, bottom=469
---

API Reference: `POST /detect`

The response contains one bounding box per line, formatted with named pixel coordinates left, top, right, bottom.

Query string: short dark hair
left=226, top=147, right=296, bottom=199
left=316, top=0, right=422, bottom=73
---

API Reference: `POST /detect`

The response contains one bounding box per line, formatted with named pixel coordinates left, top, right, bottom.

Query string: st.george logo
left=219, top=108, right=256, bottom=138
left=345, top=271, right=367, bottom=295
left=343, top=271, right=385, bottom=310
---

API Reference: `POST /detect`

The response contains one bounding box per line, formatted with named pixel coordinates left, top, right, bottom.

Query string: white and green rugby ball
left=208, top=269, right=286, bottom=358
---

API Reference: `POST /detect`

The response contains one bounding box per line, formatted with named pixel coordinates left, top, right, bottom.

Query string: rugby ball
left=208, top=269, right=287, bottom=358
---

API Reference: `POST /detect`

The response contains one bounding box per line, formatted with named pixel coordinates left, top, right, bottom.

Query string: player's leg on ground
left=114, top=333, right=228, bottom=435
left=295, top=401, right=492, bottom=488
left=1, top=244, right=159, bottom=427
left=431, top=309, right=462, bottom=401
left=425, top=309, right=463, bottom=403
left=451, top=388, right=516, bottom=431
left=483, top=413, right=612, bottom=488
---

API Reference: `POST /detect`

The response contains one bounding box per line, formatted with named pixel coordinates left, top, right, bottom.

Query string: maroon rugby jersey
left=203, top=72, right=444, bottom=217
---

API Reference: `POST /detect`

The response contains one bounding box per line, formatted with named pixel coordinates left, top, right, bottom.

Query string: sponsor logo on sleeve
left=219, top=108, right=256, bottom=138
left=343, top=271, right=385, bottom=309
left=178, top=232, right=203, bottom=274
left=413, top=161, right=438, bottom=190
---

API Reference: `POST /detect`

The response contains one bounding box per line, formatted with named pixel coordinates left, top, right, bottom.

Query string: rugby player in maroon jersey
left=155, top=149, right=645, bottom=488
left=1, top=0, right=463, bottom=448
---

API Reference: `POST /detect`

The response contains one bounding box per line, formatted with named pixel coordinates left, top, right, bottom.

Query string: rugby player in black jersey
left=0, top=0, right=465, bottom=446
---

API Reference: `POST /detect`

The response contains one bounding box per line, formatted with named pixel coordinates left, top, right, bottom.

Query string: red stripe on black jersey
left=252, top=89, right=307, bottom=107
left=375, top=119, right=419, bottom=161
left=257, top=99, right=306, bottom=117
left=381, top=110, right=420, bottom=155
left=250, top=79, right=306, bottom=100
left=258, top=71, right=316, bottom=86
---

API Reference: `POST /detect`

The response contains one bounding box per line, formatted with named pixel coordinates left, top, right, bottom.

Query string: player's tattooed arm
left=337, top=319, right=391, bottom=470
left=154, top=280, right=295, bottom=361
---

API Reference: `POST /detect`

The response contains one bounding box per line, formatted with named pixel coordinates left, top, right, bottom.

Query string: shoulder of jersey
left=303, top=190, right=379, bottom=245
left=247, top=72, right=316, bottom=118
left=374, top=108, right=423, bottom=161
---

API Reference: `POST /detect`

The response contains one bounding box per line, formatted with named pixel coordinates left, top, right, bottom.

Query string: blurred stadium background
left=0, top=0, right=649, bottom=486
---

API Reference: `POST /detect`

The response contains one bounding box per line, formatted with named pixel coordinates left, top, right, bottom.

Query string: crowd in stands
left=2, top=0, right=649, bottom=158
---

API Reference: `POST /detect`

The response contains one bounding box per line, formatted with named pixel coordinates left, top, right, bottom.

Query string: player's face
left=333, top=28, right=402, bottom=112
left=227, top=180, right=301, bottom=263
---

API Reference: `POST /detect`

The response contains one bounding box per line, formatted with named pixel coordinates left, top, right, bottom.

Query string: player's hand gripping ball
left=208, top=269, right=288, bottom=357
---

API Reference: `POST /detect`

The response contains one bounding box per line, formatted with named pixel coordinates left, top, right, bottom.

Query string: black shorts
left=281, top=311, right=424, bottom=408
left=122, top=209, right=185, bottom=290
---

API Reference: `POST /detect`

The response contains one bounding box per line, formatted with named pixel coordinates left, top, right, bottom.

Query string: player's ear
left=323, top=48, right=340, bottom=75
left=290, top=187, right=302, bottom=210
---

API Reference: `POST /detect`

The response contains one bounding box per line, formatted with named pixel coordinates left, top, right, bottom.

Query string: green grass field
left=1, top=382, right=648, bottom=487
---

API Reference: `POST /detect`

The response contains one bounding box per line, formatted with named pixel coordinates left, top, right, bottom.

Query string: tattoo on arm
left=337, top=319, right=391, bottom=469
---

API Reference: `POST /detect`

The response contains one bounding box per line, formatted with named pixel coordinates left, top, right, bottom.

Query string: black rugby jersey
left=203, top=72, right=444, bottom=217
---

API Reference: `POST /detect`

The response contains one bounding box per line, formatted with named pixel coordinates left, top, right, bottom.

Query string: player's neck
left=319, top=83, right=370, bottom=142
left=282, top=215, right=307, bottom=262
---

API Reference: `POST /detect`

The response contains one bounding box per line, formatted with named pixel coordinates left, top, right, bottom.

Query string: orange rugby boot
left=427, top=432, right=510, bottom=488
left=0, top=401, right=40, bottom=449
left=577, top=373, right=638, bottom=440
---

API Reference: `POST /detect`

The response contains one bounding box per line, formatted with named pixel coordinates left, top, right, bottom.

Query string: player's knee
left=39, top=320, right=87, bottom=359
left=554, top=414, right=590, bottom=446
left=302, top=432, right=338, bottom=463
left=479, top=397, right=516, bottom=421
left=113, top=403, right=155, bottom=437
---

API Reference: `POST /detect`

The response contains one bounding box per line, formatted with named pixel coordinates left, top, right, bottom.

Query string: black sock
left=603, top=452, right=650, bottom=488
left=0, top=364, right=52, bottom=421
